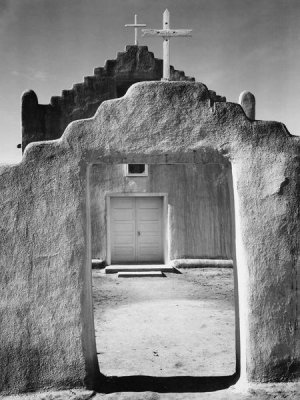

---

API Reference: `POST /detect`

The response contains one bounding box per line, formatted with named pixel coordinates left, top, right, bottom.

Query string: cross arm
left=142, top=29, right=192, bottom=37
left=125, top=24, right=147, bottom=27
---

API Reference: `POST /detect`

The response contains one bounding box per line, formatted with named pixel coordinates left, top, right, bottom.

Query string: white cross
left=142, top=9, right=192, bottom=81
left=125, top=14, right=147, bottom=46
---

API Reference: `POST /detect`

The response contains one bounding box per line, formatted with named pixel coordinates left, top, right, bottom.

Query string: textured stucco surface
left=90, top=163, right=233, bottom=261
left=1, top=81, right=300, bottom=394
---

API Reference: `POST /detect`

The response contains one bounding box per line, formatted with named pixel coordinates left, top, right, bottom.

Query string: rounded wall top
left=239, top=90, right=256, bottom=120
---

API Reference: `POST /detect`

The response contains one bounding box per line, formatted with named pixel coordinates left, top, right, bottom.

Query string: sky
left=0, top=0, right=299, bottom=164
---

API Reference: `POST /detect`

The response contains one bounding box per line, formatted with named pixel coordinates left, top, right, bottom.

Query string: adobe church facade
left=21, top=45, right=198, bottom=151
left=22, top=45, right=233, bottom=265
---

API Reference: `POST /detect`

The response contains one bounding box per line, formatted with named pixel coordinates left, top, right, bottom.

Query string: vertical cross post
left=163, top=10, right=170, bottom=80
left=134, top=14, right=138, bottom=46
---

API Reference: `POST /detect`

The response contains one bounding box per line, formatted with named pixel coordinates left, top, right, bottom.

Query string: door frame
left=106, top=193, right=168, bottom=265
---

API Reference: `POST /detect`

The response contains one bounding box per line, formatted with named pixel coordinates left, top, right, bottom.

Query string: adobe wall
left=1, top=81, right=299, bottom=393
left=90, top=163, right=233, bottom=261
left=21, top=46, right=201, bottom=151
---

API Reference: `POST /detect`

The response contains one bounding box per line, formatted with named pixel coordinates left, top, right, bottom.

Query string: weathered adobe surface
left=22, top=45, right=225, bottom=151
left=0, top=81, right=299, bottom=394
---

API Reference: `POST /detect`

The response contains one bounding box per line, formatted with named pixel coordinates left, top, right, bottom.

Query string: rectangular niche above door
left=124, top=164, right=149, bottom=176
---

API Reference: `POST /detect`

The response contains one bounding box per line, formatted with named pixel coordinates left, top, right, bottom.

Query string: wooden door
left=136, top=197, right=163, bottom=262
left=110, top=197, right=163, bottom=264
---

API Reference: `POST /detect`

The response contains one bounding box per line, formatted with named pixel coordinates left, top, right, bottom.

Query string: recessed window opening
left=89, top=160, right=239, bottom=391
left=125, top=163, right=148, bottom=176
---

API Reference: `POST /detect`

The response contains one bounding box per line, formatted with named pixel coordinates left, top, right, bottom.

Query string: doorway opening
left=88, top=160, right=239, bottom=392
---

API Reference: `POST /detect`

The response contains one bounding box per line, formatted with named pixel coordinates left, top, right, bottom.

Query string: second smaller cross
left=125, top=14, right=147, bottom=46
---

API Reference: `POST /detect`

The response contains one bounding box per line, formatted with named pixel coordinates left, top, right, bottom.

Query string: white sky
left=0, top=0, right=299, bottom=164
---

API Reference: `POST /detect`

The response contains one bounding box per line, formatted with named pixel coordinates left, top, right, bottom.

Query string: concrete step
left=118, top=271, right=165, bottom=278
left=105, top=265, right=175, bottom=274
left=170, top=259, right=234, bottom=269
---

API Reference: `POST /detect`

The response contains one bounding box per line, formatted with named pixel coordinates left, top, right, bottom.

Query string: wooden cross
left=142, top=9, right=192, bottom=81
left=125, top=14, right=147, bottom=46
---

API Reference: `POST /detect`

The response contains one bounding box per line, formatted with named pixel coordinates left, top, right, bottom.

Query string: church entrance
left=107, top=195, right=165, bottom=264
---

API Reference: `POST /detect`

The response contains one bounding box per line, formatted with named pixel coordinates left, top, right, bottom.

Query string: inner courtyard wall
left=90, top=163, right=233, bottom=261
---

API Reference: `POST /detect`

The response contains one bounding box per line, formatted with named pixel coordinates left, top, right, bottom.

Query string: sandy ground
left=3, top=268, right=300, bottom=399
left=93, top=268, right=236, bottom=377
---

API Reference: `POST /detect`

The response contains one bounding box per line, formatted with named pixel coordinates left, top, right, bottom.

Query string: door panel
left=111, top=197, right=136, bottom=263
left=112, top=209, right=135, bottom=220
left=112, top=198, right=134, bottom=208
left=110, top=197, right=163, bottom=264
left=136, top=197, right=163, bottom=263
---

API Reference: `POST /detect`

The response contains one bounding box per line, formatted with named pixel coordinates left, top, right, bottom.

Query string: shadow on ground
left=95, top=373, right=239, bottom=393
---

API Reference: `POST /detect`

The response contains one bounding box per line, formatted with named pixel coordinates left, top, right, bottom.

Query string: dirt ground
left=92, top=268, right=236, bottom=378
left=3, top=268, right=300, bottom=399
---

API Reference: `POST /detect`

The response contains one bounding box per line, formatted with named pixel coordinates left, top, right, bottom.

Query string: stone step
left=118, top=271, right=165, bottom=278
left=105, top=265, right=175, bottom=274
